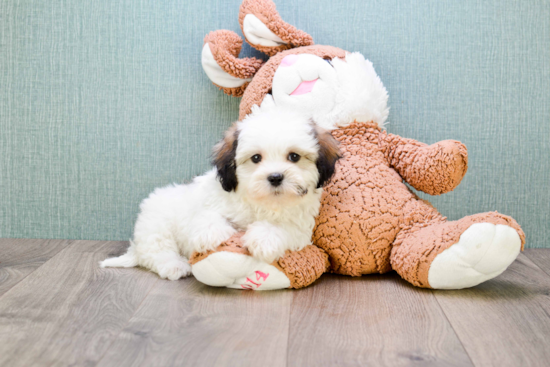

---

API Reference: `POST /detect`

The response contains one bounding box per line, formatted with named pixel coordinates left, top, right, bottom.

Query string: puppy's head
left=212, top=110, right=340, bottom=208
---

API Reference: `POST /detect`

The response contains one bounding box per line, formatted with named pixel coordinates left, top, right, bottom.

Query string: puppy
left=100, top=109, right=340, bottom=280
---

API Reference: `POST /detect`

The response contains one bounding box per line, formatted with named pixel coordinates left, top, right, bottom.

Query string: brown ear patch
left=239, top=0, right=314, bottom=56
left=212, top=123, right=240, bottom=191
left=311, top=122, right=341, bottom=188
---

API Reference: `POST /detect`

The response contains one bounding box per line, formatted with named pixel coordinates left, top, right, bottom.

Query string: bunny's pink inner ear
left=201, top=30, right=264, bottom=97
left=239, top=0, right=314, bottom=56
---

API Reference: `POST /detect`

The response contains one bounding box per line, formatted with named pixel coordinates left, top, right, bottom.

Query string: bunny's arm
left=379, top=133, right=468, bottom=195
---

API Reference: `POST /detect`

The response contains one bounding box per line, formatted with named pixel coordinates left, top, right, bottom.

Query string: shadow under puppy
left=100, top=109, right=340, bottom=280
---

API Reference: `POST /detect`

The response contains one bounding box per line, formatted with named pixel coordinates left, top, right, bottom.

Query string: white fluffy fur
left=260, top=52, right=389, bottom=130
left=100, top=110, right=324, bottom=280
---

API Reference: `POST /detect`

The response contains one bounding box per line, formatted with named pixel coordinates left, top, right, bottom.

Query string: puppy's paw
left=190, top=223, right=238, bottom=253
left=157, top=259, right=192, bottom=280
left=247, top=243, right=284, bottom=264
left=243, top=222, right=286, bottom=264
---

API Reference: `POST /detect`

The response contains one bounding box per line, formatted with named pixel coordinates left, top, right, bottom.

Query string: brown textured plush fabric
left=380, top=135, right=468, bottom=196
left=314, top=122, right=432, bottom=276
left=313, top=121, right=525, bottom=287
left=204, top=30, right=264, bottom=97
left=239, top=0, right=314, bottom=56
left=274, top=245, right=330, bottom=289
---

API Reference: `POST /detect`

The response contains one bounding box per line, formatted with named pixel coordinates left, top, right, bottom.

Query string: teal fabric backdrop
left=1, top=0, right=549, bottom=247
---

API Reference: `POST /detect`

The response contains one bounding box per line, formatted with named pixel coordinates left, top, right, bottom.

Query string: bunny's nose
left=280, top=54, right=299, bottom=67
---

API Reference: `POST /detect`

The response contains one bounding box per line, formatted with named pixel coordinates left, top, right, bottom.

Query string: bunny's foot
left=190, top=233, right=329, bottom=290
left=391, top=212, right=525, bottom=289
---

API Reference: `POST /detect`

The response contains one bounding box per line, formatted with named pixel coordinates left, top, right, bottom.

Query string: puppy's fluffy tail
left=99, top=240, right=138, bottom=268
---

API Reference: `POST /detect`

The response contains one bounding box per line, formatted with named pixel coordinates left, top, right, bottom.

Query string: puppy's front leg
left=243, top=221, right=308, bottom=264
left=188, top=211, right=238, bottom=253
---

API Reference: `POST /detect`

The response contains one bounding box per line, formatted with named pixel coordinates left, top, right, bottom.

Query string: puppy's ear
left=212, top=123, right=239, bottom=192
left=312, top=123, right=341, bottom=188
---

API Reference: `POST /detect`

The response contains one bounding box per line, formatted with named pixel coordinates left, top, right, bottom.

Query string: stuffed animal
left=191, top=0, right=525, bottom=290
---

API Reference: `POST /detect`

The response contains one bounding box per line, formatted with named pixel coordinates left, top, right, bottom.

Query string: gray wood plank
left=0, top=238, right=71, bottom=297
left=434, top=253, right=550, bottom=367
left=0, top=240, right=159, bottom=367
left=287, top=273, right=473, bottom=367
left=524, top=249, right=550, bottom=277
left=97, top=279, right=292, bottom=367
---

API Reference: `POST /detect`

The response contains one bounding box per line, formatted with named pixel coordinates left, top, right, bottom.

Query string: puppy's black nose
left=268, top=173, right=284, bottom=187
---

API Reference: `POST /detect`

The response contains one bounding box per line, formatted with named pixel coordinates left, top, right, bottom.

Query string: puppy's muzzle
left=267, top=173, right=284, bottom=187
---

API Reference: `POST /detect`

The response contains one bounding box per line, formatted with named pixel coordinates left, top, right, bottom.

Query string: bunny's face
left=270, top=54, right=338, bottom=118
left=202, top=0, right=389, bottom=130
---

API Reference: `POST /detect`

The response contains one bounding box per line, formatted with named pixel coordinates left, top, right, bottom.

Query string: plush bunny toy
left=190, top=0, right=525, bottom=290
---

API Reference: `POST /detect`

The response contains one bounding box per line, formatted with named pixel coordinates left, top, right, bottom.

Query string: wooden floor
left=0, top=239, right=549, bottom=367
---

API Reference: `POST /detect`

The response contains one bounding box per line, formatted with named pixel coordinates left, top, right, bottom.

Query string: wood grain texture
left=0, top=240, right=159, bottom=367
left=287, top=273, right=473, bottom=367
left=0, top=238, right=70, bottom=297
left=434, top=253, right=550, bottom=367
left=97, top=280, right=292, bottom=367
left=1, top=239, right=549, bottom=367
left=524, top=249, right=550, bottom=277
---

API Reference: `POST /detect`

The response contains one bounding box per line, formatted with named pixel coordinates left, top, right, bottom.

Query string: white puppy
left=100, top=109, right=340, bottom=280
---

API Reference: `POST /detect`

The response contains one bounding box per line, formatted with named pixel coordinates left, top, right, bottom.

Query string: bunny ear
left=202, top=30, right=265, bottom=97
left=239, top=0, right=314, bottom=56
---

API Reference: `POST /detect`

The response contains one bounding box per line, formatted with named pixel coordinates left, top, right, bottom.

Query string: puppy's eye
left=288, top=153, right=301, bottom=162
left=251, top=154, right=262, bottom=163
